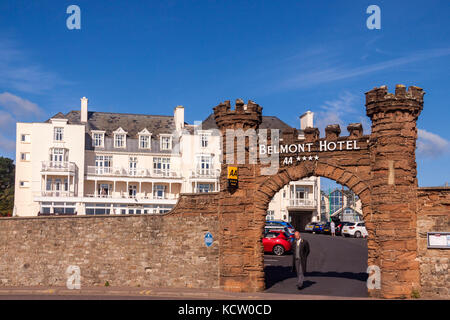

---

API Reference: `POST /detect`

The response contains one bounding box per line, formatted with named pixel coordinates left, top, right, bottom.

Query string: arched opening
left=255, top=162, right=373, bottom=297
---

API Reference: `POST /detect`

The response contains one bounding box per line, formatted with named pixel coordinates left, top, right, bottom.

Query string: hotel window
left=92, top=132, right=105, bottom=147
left=200, top=133, right=209, bottom=148
left=114, top=133, right=126, bottom=148
left=160, top=135, right=172, bottom=150
left=266, top=210, right=275, bottom=221
left=20, top=152, right=30, bottom=161
left=21, top=134, right=30, bottom=143
left=139, top=135, right=151, bottom=149
left=50, top=148, right=65, bottom=162
left=153, top=157, right=170, bottom=175
left=95, top=155, right=112, bottom=174
left=295, top=186, right=307, bottom=199
left=197, top=183, right=212, bottom=193
left=54, top=127, right=64, bottom=141
left=196, top=155, right=211, bottom=175
left=129, top=157, right=137, bottom=175
left=46, top=178, right=53, bottom=191
left=128, top=185, right=137, bottom=198
left=153, top=185, right=166, bottom=199
left=19, top=181, right=30, bottom=188
left=86, top=203, right=111, bottom=215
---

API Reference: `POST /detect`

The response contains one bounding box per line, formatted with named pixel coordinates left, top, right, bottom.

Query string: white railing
left=190, top=169, right=220, bottom=179
left=289, top=199, right=317, bottom=207
left=85, top=193, right=179, bottom=200
left=41, top=161, right=76, bottom=172
left=86, top=166, right=181, bottom=178
left=41, top=191, right=75, bottom=197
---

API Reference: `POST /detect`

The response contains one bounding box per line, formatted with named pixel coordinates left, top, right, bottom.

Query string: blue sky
left=0, top=0, right=448, bottom=187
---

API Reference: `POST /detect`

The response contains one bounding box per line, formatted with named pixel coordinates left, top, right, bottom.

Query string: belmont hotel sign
left=259, top=140, right=360, bottom=164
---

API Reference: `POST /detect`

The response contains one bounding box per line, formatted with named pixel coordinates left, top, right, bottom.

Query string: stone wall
left=0, top=193, right=220, bottom=288
left=417, top=187, right=450, bottom=298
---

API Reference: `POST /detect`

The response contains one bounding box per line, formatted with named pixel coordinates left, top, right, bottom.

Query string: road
left=264, top=233, right=369, bottom=297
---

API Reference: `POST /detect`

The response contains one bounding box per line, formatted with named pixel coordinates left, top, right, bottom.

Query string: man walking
left=291, top=231, right=310, bottom=290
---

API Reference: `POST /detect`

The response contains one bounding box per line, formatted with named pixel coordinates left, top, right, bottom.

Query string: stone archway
left=213, top=85, right=424, bottom=299
left=254, top=162, right=373, bottom=295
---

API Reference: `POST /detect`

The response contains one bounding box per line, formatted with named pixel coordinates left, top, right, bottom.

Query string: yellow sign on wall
left=227, top=166, right=238, bottom=180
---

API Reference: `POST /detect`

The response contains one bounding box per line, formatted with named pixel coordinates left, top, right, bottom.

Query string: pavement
left=0, top=233, right=371, bottom=300
left=0, top=286, right=372, bottom=300
left=265, top=233, right=369, bottom=297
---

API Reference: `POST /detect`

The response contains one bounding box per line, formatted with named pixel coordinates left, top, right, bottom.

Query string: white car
left=342, top=221, right=368, bottom=238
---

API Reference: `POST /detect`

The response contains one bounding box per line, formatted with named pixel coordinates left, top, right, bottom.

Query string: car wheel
left=272, top=245, right=285, bottom=256
left=354, top=231, right=361, bottom=238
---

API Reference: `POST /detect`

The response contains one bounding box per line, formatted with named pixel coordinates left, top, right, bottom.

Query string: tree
left=0, top=157, right=15, bottom=217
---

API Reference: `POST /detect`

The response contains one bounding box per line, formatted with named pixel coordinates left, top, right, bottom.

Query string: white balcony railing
left=190, top=169, right=220, bottom=179
left=289, top=199, right=317, bottom=208
left=40, top=191, right=75, bottom=197
left=85, top=193, right=179, bottom=201
left=41, top=161, right=76, bottom=173
left=86, top=166, right=181, bottom=178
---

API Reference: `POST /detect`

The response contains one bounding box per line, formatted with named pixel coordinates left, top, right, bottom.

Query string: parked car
left=265, top=225, right=294, bottom=243
left=334, top=221, right=347, bottom=236
left=266, top=220, right=295, bottom=234
left=322, top=222, right=331, bottom=234
left=342, top=221, right=368, bottom=238
left=305, top=222, right=317, bottom=233
left=262, top=230, right=292, bottom=255
left=313, top=221, right=326, bottom=233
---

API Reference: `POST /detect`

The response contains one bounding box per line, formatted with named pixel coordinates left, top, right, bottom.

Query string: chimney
left=81, top=97, right=88, bottom=123
left=300, top=110, right=314, bottom=130
left=174, top=105, right=184, bottom=131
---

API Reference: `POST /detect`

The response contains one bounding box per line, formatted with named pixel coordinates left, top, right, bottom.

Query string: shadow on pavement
left=305, top=271, right=368, bottom=282
left=264, top=266, right=296, bottom=289
left=265, top=266, right=368, bottom=290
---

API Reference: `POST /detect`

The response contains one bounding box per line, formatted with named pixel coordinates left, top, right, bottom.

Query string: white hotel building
left=14, top=98, right=321, bottom=228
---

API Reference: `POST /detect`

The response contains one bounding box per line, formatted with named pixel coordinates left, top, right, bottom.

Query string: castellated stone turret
left=213, top=99, right=262, bottom=131
left=365, top=84, right=424, bottom=121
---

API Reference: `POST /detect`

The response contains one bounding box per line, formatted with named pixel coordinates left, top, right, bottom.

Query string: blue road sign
left=204, top=232, right=213, bottom=247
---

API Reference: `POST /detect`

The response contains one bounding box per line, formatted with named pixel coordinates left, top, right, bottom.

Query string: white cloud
left=0, top=110, right=15, bottom=128
left=279, top=48, right=450, bottom=90
left=0, top=38, right=68, bottom=94
left=313, top=92, right=370, bottom=137
left=0, top=92, right=43, bottom=117
left=417, top=129, right=450, bottom=158
left=0, top=133, right=15, bottom=152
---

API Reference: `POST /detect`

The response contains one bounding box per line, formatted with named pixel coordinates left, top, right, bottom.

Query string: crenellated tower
left=213, top=99, right=265, bottom=292
left=366, top=84, right=424, bottom=298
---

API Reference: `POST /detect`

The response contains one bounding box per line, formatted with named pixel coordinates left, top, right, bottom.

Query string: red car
left=262, top=230, right=292, bottom=256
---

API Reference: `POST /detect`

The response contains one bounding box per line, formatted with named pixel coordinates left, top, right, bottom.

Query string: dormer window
left=160, top=134, right=172, bottom=151
left=92, top=131, right=105, bottom=148
left=138, top=128, right=152, bottom=150
left=113, top=127, right=127, bottom=149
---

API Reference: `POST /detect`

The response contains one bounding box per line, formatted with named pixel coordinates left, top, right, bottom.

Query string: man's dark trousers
left=292, top=238, right=310, bottom=289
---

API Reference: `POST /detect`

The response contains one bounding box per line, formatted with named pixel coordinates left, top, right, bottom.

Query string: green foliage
left=104, top=281, right=110, bottom=287
left=411, top=289, right=421, bottom=299
left=0, top=157, right=15, bottom=217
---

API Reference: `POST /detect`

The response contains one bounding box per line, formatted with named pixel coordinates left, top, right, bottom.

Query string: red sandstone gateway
left=262, top=230, right=292, bottom=255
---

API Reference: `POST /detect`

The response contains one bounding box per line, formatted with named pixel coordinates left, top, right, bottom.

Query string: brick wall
left=0, top=193, right=220, bottom=288
left=417, top=187, right=450, bottom=298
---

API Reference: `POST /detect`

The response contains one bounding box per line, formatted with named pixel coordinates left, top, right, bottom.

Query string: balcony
left=190, top=169, right=220, bottom=179
left=86, top=166, right=181, bottom=178
left=41, top=161, right=76, bottom=174
left=40, top=191, right=75, bottom=198
left=288, top=198, right=317, bottom=209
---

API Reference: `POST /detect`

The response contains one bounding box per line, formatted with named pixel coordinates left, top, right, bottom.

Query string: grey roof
left=48, top=110, right=181, bottom=137
left=200, top=113, right=294, bottom=133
